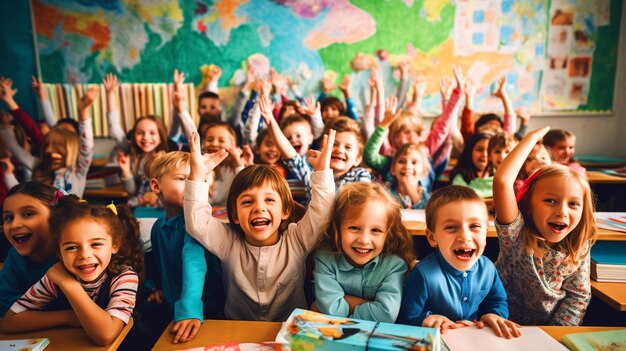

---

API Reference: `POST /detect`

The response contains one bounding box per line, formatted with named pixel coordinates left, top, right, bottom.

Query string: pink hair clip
left=516, top=168, right=542, bottom=203
left=51, top=189, right=67, bottom=205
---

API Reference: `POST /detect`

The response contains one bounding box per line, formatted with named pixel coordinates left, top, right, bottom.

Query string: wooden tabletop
left=587, top=171, right=626, bottom=184
left=152, top=320, right=624, bottom=350
left=83, top=184, right=129, bottom=199
left=591, top=280, right=626, bottom=311
left=0, top=318, right=133, bottom=351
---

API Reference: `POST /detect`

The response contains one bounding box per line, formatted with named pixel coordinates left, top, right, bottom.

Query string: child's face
left=391, top=149, right=424, bottom=179
left=524, top=146, right=552, bottom=176
left=529, top=176, right=584, bottom=246
left=281, top=106, right=297, bottom=120
left=198, top=97, right=221, bottom=117
left=257, top=134, right=281, bottom=165
left=60, top=219, right=118, bottom=283
left=233, top=181, right=289, bottom=246
left=489, top=145, right=512, bottom=170
left=340, top=200, right=388, bottom=268
left=552, top=136, right=576, bottom=165
left=152, top=164, right=189, bottom=209
left=204, top=125, right=235, bottom=153
left=134, top=119, right=161, bottom=154
left=427, top=200, right=487, bottom=271
left=283, top=122, right=313, bottom=156
left=471, top=138, right=490, bottom=173
left=331, top=132, right=361, bottom=177
left=2, top=194, right=51, bottom=262
left=391, top=128, right=420, bottom=150
left=322, top=105, right=340, bottom=122
left=44, top=141, right=67, bottom=171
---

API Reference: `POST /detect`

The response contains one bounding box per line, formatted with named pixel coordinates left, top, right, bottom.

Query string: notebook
left=561, top=329, right=626, bottom=351
left=0, top=338, right=50, bottom=351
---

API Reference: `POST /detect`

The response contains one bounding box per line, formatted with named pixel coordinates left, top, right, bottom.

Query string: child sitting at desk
left=183, top=129, right=335, bottom=321
left=398, top=185, right=520, bottom=339
left=542, top=129, right=586, bottom=174
left=145, top=151, right=224, bottom=344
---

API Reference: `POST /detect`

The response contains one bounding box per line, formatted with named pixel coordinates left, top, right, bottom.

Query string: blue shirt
left=398, top=251, right=508, bottom=326
left=314, top=250, right=407, bottom=323
left=0, top=248, right=57, bottom=315
left=150, top=214, right=225, bottom=321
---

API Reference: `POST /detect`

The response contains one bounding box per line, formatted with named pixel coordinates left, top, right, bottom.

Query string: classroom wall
left=1, top=1, right=625, bottom=159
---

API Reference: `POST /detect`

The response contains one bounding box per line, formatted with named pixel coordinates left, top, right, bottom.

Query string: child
left=313, top=182, right=415, bottom=323
left=487, top=132, right=517, bottom=174
left=514, top=142, right=552, bottom=193
left=387, top=143, right=431, bottom=209
left=451, top=132, right=494, bottom=199
left=0, top=182, right=58, bottom=316
left=319, top=74, right=358, bottom=122
left=280, top=114, right=314, bottom=157
left=183, top=129, right=335, bottom=321
left=493, top=127, right=597, bottom=325
left=542, top=129, right=586, bottom=174
left=2, top=195, right=143, bottom=346
left=146, top=151, right=224, bottom=344
left=254, top=128, right=288, bottom=178
left=0, top=87, right=96, bottom=197
left=398, top=185, right=519, bottom=339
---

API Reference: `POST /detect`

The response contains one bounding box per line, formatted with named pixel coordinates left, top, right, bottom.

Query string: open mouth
left=78, top=264, right=98, bottom=274
left=13, top=233, right=32, bottom=244
left=453, top=248, right=475, bottom=261
left=331, top=155, right=346, bottom=162
left=353, top=247, right=373, bottom=256
left=548, top=222, right=567, bottom=232
left=293, top=144, right=302, bottom=154
left=251, top=218, right=271, bottom=229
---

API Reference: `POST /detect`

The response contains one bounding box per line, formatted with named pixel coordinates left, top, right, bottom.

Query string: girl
left=104, top=74, right=169, bottom=207
left=542, top=129, right=586, bottom=174
left=0, top=87, right=96, bottom=197
left=514, top=142, right=552, bottom=193
left=493, top=126, right=597, bottom=326
left=387, top=143, right=431, bottom=209
left=486, top=132, right=517, bottom=174
left=254, top=128, right=288, bottom=178
left=1, top=195, right=143, bottom=346
left=313, top=182, right=415, bottom=322
left=451, top=132, right=494, bottom=199
left=0, top=182, right=58, bottom=316
left=184, top=129, right=335, bottom=321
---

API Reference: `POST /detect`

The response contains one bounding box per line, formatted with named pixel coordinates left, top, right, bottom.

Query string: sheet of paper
left=595, top=212, right=626, bottom=233
left=401, top=209, right=426, bottom=222
left=442, top=326, right=568, bottom=351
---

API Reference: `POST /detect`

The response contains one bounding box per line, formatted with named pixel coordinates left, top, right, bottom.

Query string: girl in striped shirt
left=1, top=194, right=143, bottom=346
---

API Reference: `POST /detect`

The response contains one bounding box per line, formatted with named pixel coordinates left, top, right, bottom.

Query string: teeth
left=354, top=248, right=372, bottom=254
left=453, top=249, right=475, bottom=256
left=251, top=219, right=270, bottom=227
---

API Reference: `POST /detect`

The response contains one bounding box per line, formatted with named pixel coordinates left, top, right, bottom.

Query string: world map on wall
left=33, top=0, right=617, bottom=114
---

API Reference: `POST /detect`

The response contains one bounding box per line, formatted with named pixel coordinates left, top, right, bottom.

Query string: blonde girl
left=313, top=182, right=415, bottom=322
left=387, top=143, right=431, bottom=209
left=493, top=126, right=597, bottom=326
left=2, top=195, right=143, bottom=345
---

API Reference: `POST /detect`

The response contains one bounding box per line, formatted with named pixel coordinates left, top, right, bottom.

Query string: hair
left=280, top=114, right=312, bottom=133
left=319, top=182, right=415, bottom=266
left=425, top=185, right=487, bottom=232
left=517, top=164, right=596, bottom=264
left=33, top=128, right=80, bottom=185
left=474, top=114, right=503, bottom=132
left=387, top=110, right=424, bottom=147
left=149, top=151, right=189, bottom=181
left=4, top=182, right=57, bottom=208
left=320, top=96, right=346, bottom=116
left=198, top=91, right=220, bottom=102
left=518, top=142, right=551, bottom=180
left=542, top=129, right=574, bottom=148
left=391, top=143, right=431, bottom=178
left=279, top=100, right=299, bottom=120
left=226, top=165, right=294, bottom=239
left=322, top=116, right=364, bottom=153
left=450, top=132, right=493, bottom=184
left=56, top=118, right=80, bottom=134
left=49, top=195, right=144, bottom=280
left=486, top=132, right=517, bottom=175
left=198, top=113, right=222, bottom=135
left=130, top=116, right=168, bottom=157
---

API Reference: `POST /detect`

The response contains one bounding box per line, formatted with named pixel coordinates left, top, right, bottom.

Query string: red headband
left=516, top=168, right=542, bottom=203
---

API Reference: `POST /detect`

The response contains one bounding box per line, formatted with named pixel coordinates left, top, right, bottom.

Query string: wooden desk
left=587, top=171, right=626, bottom=184
left=83, top=184, right=129, bottom=199
left=0, top=318, right=132, bottom=351
left=402, top=220, right=625, bottom=241
left=591, top=280, right=626, bottom=312
left=152, top=320, right=624, bottom=350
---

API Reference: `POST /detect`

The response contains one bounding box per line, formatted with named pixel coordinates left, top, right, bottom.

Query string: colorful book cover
left=0, top=338, right=50, bottom=351
left=561, top=329, right=626, bottom=351
left=276, top=309, right=441, bottom=351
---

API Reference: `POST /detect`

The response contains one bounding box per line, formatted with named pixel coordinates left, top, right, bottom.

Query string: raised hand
left=31, top=76, right=48, bottom=100
left=0, top=157, right=15, bottom=175
left=117, top=151, right=131, bottom=178
left=321, top=74, right=336, bottom=94
left=399, top=60, right=410, bottom=79
left=379, top=95, right=399, bottom=129
left=260, top=79, right=272, bottom=98
left=77, top=86, right=99, bottom=121
left=339, top=74, right=352, bottom=99
left=174, top=69, right=185, bottom=93
left=172, top=91, right=185, bottom=114
left=103, top=73, right=118, bottom=93
left=240, top=144, right=254, bottom=166
left=297, top=96, right=320, bottom=116
left=258, top=95, right=274, bottom=126
left=464, top=79, right=476, bottom=109
left=205, top=64, right=222, bottom=83
left=493, top=75, right=507, bottom=98
left=452, top=65, right=465, bottom=91
left=516, top=107, right=531, bottom=126
left=0, top=77, right=18, bottom=109
left=188, top=132, right=228, bottom=182
left=439, top=76, right=453, bottom=101
left=307, top=129, right=335, bottom=171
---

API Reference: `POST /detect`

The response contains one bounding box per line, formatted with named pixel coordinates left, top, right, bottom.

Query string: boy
left=398, top=186, right=520, bottom=338
left=147, top=151, right=224, bottom=344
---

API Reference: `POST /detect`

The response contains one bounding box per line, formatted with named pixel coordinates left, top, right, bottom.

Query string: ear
left=390, top=165, right=396, bottom=177
left=111, top=242, right=119, bottom=255
left=281, top=208, right=291, bottom=221
left=149, top=178, right=160, bottom=194
left=355, top=154, right=363, bottom=166
left=232, top=209, right=240, bottom=224
left=425, top=229, right=438, bottom=248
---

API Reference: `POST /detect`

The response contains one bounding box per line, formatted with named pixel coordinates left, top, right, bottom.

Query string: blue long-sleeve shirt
left=0, top=248, right=57, bottom=315
left=317, top=92, right=359, bottom=121
left=398, top=251, right=508, bottom=326
left=150, top=214, right=225, bottom=321
left=314, top=250, right=407, bottom=323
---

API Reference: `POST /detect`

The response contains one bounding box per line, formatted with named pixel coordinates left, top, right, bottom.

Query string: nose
left=457, top=227, right=473, bottom=242
left=556, top=202, right=568, bottom=218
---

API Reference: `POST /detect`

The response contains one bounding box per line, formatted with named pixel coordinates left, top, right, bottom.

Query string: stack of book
left=591, top=241, right=626, bottom=282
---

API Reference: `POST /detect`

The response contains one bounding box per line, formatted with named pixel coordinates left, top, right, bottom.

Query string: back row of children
left=0, top=63, right=595, bottom=348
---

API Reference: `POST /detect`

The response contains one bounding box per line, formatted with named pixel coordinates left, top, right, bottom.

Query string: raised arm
left=298, top=96, right=324, bottom=139
left=32, top=76, right=57, bottom=128
left=339, top=75, right=358, bottom=121
left=461, top=79, right=476, bottom=141
left=396, top=61, right=411, bottom=108
left=363, top=96, right=397, bottom=173
left=0, top=77, right=44, bottom=150
left=407, top=76, right=426, bottom=117
left=202, top=64, right=222, bottom=93
left=259, top=95, right=297, bottom=160
left=103, top=74, right=126, bottom=146
left=76, top=87, right=96, bottom=178
left=0, top=126, right=37, bottom=170
left=493, top=75, right=516, bottom=134
left=493, top=126, right=550, bottom=224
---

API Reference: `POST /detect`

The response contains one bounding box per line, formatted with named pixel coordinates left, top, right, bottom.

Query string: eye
left=92, top=242, right=103, bottom=247
left=543, top=199, right=556, bottom=204
left=372, top=228, right=384, bottom=234
left=348, top=225, right=360, bottom=231
left=265, top=197, right=276, bottom=203
left=240, top=199, right=252, bottom=206
left=569, top=201, right=581, bottom=207
left=64, top=245, right=77, bottom=251
left=3, top=214, right=13, bottom=222
left=23, top=210, right=35, bottom=218
left=470, top=223, right=482, bottom=229
left=444, top=225, right=458, bottom=231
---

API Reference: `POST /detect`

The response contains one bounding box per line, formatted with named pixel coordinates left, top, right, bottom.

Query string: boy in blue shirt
left=147, top=151, right=224, bottom=344
left=398, top=185, right=520, bottom=338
